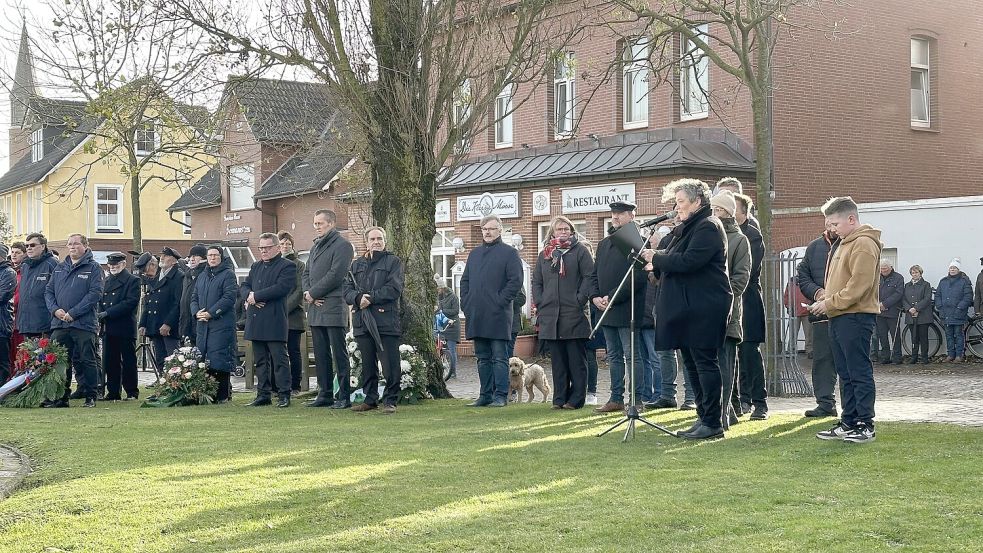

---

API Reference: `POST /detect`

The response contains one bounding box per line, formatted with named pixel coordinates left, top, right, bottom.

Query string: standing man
left=98, top=253, right=141, bottom=401
left=0, top=245, right=16, bottom=384
left=461, top=214, right=524, bottom=407
left=303, top=209, right=354, bottom=409
left=797, top=223, right=840, bottom=418
left=16, top=233, right=60, bottom=340
left=589, top=201, right=648, bottom=414
left=734, top=193, right=769, bottom=420
left=278, top=231, right=307, bottom=395
left=180, top=245, right=208, bottom=346
left=139, top=247, right=184, bottom=371
left=242, top=233, right=297, bottom=408
left=44, top=234, right=104, bottom=408
left=875, top=260, right=905, bottom=364
left=809, top=196, right=882, bottom=443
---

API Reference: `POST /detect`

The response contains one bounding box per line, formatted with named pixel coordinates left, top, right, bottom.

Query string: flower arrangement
left=141, top=346, right=217, bottom=407
left=396, top=344, right=429, bottom=404
left=0, top=338, right=69, bottom=408
left=345, top=331, right=362, bottom=380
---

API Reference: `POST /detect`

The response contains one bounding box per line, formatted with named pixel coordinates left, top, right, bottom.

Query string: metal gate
left=762, top=251, right=813, bottom=397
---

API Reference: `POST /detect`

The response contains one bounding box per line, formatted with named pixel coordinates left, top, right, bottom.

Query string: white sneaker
left=585, top=393, right=598, bottom=406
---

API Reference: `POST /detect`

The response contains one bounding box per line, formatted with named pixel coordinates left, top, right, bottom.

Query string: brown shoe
left=561, top=403, right=577, bottom=410
left=351, top=403, right=377, bottom=412
left=382, top=404, right=396, bottom=415
left=594, top=401, right=625, bottom=413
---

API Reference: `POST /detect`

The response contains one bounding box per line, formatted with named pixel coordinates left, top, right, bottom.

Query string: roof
left=440, top=128, right=755, bottom=191
left=0, top=110, right=100, bottom=194
left=27, top=97, right=88, bottom=127
left=167, top=166, right=221, bottom=211
left=254, top=141, right=352, bottom=200
left=227, top=78, right=339, bottom=145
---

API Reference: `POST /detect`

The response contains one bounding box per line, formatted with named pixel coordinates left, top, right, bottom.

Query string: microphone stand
left=592, top=230, right=677, bottom=442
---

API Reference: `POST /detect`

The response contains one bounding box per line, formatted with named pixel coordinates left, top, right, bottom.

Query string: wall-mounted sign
left=435, top=199, right=451, bottom=223
left=223, top=212, right=242, bottom=222
left=561, top=183, right=635, bottom=214
left=456, top=192, right=519, bottom=221
left=532, top=190, right=551, bottom=216
left=226, top=225, right=252, bottom=235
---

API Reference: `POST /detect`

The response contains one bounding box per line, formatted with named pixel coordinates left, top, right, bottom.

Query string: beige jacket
left=825, top=224, right=882, bottom=318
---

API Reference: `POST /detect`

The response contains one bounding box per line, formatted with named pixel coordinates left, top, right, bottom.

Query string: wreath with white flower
left=141, top=346, right=217, bottom=407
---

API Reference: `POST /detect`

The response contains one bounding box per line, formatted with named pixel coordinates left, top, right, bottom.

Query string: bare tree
left=163, top=0, right=587, bottom=397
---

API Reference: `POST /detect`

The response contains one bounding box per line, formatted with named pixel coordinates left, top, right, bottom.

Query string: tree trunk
left=130, top=170, right=143, bottom=253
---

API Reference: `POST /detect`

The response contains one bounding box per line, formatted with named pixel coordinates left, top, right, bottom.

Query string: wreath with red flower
left=0, top=337, right=69, bottom=408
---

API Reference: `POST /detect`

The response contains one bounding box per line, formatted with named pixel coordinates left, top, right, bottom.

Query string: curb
left=0, top=444, right=31, bottom=500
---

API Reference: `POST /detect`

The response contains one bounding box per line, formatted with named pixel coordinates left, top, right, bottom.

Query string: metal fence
left=762, top=251, right=813, bottom=397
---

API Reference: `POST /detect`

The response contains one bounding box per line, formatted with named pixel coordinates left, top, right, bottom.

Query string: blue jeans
left=473, top=338, right=509, bottom=402
left=944, top=324, right=965, bottom=358
left=829, top=313, right=876, bottom=428
left=507, top=334, right=517, bottom=358
left=601, top=326, right=642, bottom=405
left=446, top=340, right=458, bottom=374
left=638, top=328, right=661, bottom=403
left=658, top=349, right=695, bottom=402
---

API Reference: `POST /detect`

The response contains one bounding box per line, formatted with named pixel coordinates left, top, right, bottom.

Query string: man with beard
left=797, top=223, right=840, bottom=417
left=98, top=253, right=141, bottom=400
left=139, top=247, right=184, bottom=371
left=180, top=245, right=209, bottom=346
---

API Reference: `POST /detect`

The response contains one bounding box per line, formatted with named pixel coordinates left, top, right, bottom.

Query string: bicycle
left=901, top=309, right=983, bottom=360
left=434, top=311, right=453, bottom=380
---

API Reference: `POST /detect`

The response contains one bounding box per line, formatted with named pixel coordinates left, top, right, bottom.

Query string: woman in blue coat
left=936, top=258, right=974, bottom=362
left=190, top=246, right=239, bottom=402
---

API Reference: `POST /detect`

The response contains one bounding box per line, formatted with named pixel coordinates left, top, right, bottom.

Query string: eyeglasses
left=25, top=243, right=41, bottom=248
left=480, top=226, right=501, bottom=232
left=258, top=245, right=277, bottom=250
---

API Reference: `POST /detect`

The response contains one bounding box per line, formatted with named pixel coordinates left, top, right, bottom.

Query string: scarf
left=542, top=236, right=578, bottom=276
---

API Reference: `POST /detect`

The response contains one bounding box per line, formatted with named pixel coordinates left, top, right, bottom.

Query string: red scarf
left=542, top=236, right=578, bottom=276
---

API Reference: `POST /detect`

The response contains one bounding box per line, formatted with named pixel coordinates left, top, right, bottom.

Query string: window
left=16, top=192, right=25, bottom=234
left=228, top=164, right=255, bottom=211
left=494, top=83, right=514, bottom=148
left=135, top=120, right=159, bottom=156
left=453, top=80, right=472, bottom=154
left=30, top=128, right=43, bottom=162
left=537, top=220, right=588, bottom=250
left=554, top=52, right=576, bottom=137
left=910, top=38, right=930, bottom=128
left=183, top=211, right=192, bottom=234
left=35, top=186, right=43, bottom=232
left=26, top=188, right=34, bottom=233
left=680, top=24, right=709, bottom=120
left=431, top=229, right=458, bottom=293
left=623, top=38, right=649, bottom=129
left=95, top=185, right=123, bottom=232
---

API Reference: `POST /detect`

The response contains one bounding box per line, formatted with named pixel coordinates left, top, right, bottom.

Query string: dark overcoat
left=588, top=235, right=647, bottom=328
left=650, top=205, right=732, bottom=351
left=975, top=269, right=983, bottom=315
left=936, top=272, right=973, bottom=325
left=16, top=250, right=59, bottom=334
left=343, top=250, right=405, bottom=337
left=878, top=269, right=905, bottom=319
left=0, top=262, right=15, bottom=338
left=796, top=231, right=836, bottom=302
left=100, top=269, right=140, bottom=338
left=437, top=289, right=461, bottom=342
left=902, top=279, right=933, bottom=325
left=242, top=254, right=296, bottom=342
left=460, top=237, right=523, bottom=341
left=532, top=241, right=593, bottom=340
left=740, top=219, right=765, bottom=343
left=179, top=264, right=205, bottom=341
left=139, top=265, right=184, bottom=336
left=191, top=257, right=239, bottom=372
left=302, top=230, right=352, bottom=328
left=284, top=251, right=307, bottom=332
left=511, top=286, right=527, bottom=336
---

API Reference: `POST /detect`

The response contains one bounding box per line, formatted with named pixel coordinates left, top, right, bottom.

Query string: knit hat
left=189, top=244, right=208, bottom=258
left=949, top=258, right=961, bottom=271
left=710, top=190, right=737, bottom=217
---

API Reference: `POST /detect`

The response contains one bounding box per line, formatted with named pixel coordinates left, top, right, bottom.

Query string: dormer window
left=30, top=128, right=43, bottom=162
left=135, top=120, right=159, bottom=156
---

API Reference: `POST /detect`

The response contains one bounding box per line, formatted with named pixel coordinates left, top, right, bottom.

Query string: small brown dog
left=508, top=357, right=551, bottom=403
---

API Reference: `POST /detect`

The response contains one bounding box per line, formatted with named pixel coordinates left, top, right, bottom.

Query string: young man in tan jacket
left=808, top=197, right=882, bottom=443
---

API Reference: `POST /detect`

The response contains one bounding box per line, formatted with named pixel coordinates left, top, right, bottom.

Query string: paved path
left=0, top=445, right=30, bottom=500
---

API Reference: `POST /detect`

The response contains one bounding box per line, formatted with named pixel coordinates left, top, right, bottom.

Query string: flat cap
left=133, top=252, right=154, bottom=269
left=106, top=252, right=127, bottom=264
left=160, top=246, right=182, bottom=260
left=609, top=200, right=637, bottom=213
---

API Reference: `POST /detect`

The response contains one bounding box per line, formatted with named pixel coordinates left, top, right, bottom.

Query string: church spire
left=10, top=23, right=37, bottom=129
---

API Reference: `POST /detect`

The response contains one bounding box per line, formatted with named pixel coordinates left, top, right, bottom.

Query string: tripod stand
left=592, top=224, right=677, bottom=442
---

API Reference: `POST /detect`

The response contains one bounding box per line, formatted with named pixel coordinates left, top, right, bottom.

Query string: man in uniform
left=139, top=247, right=183, bottom=372
left=98, top=253, right=141, bottom=400
left=180, top=245, right=208, bottom=346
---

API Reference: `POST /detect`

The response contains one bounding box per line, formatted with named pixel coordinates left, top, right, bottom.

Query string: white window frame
left=16, top=192, right=25, bottom=234
left=554, top=52, right=576, bottom=138
left=95, top=185, right=124, bottom=233
left=183, top=211, right=192, bottom=234
left=537, top=220, right=588, bottom=250
left=680, top=24, right=710, bottom=121
left=431, top=228, right=458, bottom=294
left=35, top=185, right=43, bottom=232
left=30, top=128, right=43, bottom=162
left=453, top=80, right=472, bottom=154
left=910, top=38, right=930, bottom=128
left=494, top=83, right=514, bottom=148
left=135, top=119, right=160, bottom=156
left=26, top=188, right=34, bottom=233
left=623, top=38, right=650, bottom=129
left=228, top=164, right=255, bottom=211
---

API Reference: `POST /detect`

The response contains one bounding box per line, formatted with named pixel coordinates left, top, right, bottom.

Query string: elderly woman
left=344, top=226, right=405, bottom=414
left=936, top=258, right=974, bottom=362
left=532, top=216, right=595, bottom=409
left=709, top=191, right=751, bottom=429
left=902, top=265, right=933, bottom=364
left=642, top=178, right=732, bottom=440
left=190, top=246, right=239, bottom=403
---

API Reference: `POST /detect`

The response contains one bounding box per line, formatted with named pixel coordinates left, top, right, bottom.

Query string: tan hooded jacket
left=825, top=224, right=883, bottom=318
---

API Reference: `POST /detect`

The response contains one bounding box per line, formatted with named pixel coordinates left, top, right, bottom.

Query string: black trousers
left=103, top=334, right=138, bottom=399
left=355, top=334, right=401, bottom=407
left=680, top=347, right=722, bottom=429
left=908, top=323, right=930, bottom=362
left=717, top=337, right=739, bottom=429
left=311, top=326, right=351, bottom=401
left=738, top=341, right=767, bottom=409
left=288, top=329, right=304, bottom=391
left=207, top=369, right=231, bottom=401
left=150, top=335, right=180, bottom=374
left=253, top=340, right=291, bottom=400
left=549, top=339, right=588, bottom=408
left=51, top=328, right=99, bottom=401
left=875, top=315, right=902, bottom=363
left=0, top=336, right=9, bottom=384
left=811, top=322, right=838, bottom=411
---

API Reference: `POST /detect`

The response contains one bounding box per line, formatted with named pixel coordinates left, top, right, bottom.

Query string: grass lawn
left=0, top=398, right=981, bottom=552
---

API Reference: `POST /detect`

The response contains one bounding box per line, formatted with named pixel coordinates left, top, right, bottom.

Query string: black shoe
left=42, top=399, right=70, bottom=408
left=103, top=395, right=123, bottom=402
left=676, top=421, right=703, bottom=438
left=683, top=425, right=724, bottom=440
left=804, top=406, right=837, bottom=418
left=468, top=399, right=493, bottom=407
left=647, top=398, right=677, bottom=409
left=740, top=402, right=752, bottom=415
left=679, top=400, right=697, bottom=410
left=489, top=398, right=507, bottom=407
left=307, top=397, right=333, bottom=408
left=69, top=390, right=85, bottom=400
left=330, top=400, right=352, bottom=409
left=124, top=395, right=139, bottom=401
left=921, top=359, right=931, bottom=365
left=83, top=398, right=96, bottom=408
left=749, top=407, right=769, bottom=420
left=246, top=398, right=272, bottom=407
left=882, top=359, right=893, bottom=365
left=276, top=397, right=290, bottom=408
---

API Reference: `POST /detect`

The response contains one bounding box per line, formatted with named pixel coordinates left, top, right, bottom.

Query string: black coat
left=461, top=237, right=523, bottom=341
left=179, top=264, right=205, bottom=341
left=740, top=219, right=765, bottom=343
left=242, top=254, right=297, bottom=342
left=650, top=205, right=732, bottom=351
left=512, top=286, right=527, bottom=337
left=589, top=235, right=647, bottom=328
left=936, top=272, right=973, bottom=325
left=15, top=251, right=59, bottom=335
left=191, top=258, right=239, bottom=372
left=139, top=265, right=184, bottom=336
left=0, top=262, right=15, bottom=338
left=303, top=230, right=353, bottom=328
left=796, top=231, right=837, bottom=302
left=437, top=289, right=461, bottom=342
left=284, top=252, right=307, bottom=331
left=878, top=269, right=905, bottom=319
left=902, top=279, right=933, bottom=325
left=99, top=269, right=140, bottom=337
left=343, top=250, right=405, bottom=337
left=532, top=241, right=594, bottom=340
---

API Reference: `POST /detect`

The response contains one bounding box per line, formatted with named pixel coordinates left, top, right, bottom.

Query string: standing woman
left=437, top=284, right=461, bottom=380
left=278, top=231, right=308, bottom=395
left=936, top=258, right=974, bottom=362
left=532, top=216, right=594, bottom=409
left=191, top=246, right=239, bottom=403
left=902, top=265, right=933, bottom=364
left=344, top=227, right=405, bottom=414
left=8, top=242, right=27, bottom=373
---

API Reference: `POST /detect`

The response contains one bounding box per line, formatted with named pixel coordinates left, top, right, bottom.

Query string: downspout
left=169, top=209, right=191, bottom=230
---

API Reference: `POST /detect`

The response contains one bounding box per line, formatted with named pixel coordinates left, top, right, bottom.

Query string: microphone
left=638, top=210, right=677, bottom=228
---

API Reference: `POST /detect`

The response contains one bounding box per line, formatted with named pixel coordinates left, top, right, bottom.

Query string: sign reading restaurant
left=561, top=183, right=636, bottom=214
left=456, top=192, right=520, bottom=221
